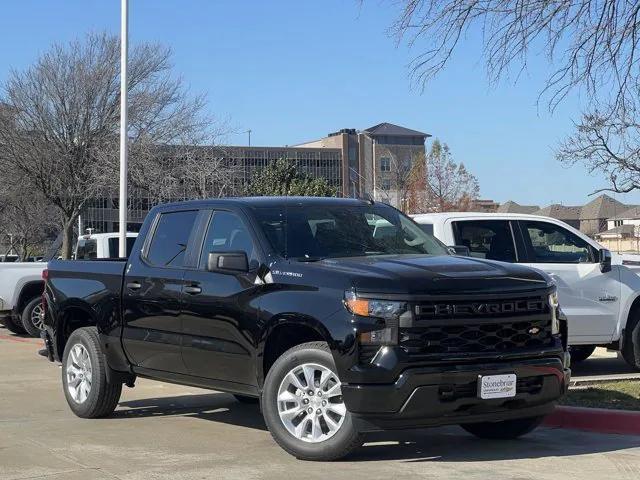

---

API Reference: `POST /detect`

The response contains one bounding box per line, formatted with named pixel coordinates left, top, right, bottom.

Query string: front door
left=518, top=220, right=621, bottom=344
left=181, top=209, right=262, bottom=386
left=122, top=209, right=199, bottom=374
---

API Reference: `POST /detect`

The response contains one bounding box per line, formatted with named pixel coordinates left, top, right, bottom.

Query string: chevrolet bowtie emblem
left=528, top=327, right=541, bottom=335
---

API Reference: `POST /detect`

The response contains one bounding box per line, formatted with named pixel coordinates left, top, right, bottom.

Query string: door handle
left=184, top=285, right=202, bottom=295
left=126, top=281, right=142, bottom=291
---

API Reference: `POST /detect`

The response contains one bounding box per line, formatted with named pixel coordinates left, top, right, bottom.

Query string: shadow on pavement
left=115, top=392, right=640, bottom=463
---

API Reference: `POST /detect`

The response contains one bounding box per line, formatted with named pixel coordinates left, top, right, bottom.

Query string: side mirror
left=207, top=251, right=249, bottom=273
left=599, top=248, right=612, bottom=273
left=448, top=245, right=470, bottom=256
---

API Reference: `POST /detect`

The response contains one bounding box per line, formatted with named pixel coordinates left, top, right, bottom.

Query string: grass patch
left=561, top=380, right=640, bottom=410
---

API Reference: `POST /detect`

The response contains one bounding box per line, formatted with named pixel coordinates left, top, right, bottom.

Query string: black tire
left=461, top=415, right=544, bottom=440
left=622, top=309, right=640, bottom=370
left=61, top=327, right=122, bottom=418
left=262, top=341, right=364, bottom=461
left=233, top=394, right=259, bottom=404
left=1, top=315, right=25, bottom=335
left=20, top=297, right=44, bottom=338
left=569, top=345, right=596, bottom=363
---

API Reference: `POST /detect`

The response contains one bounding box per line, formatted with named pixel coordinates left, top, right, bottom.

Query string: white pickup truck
left=0, top=232, right=137, bottom=337
left=411, top=212, right=640, bottom=368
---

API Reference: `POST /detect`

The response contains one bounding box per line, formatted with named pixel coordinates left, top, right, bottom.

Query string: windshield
left=253, top=204, right=449, bottom=260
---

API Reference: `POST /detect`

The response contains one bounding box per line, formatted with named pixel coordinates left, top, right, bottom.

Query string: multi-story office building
left=79, top=122, right=428, bottom=233
left=80, top=145, right=342, bottom=233
left=295, top=123, right=430, bottom=205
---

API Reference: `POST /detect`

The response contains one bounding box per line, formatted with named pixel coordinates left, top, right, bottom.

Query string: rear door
left=181, top=208, right=262, bottom=386
left=518, top=220, right=621, bottom=343
left=122, top=209, right=199, bottom=374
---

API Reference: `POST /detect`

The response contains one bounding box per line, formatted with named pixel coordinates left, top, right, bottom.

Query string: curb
left=544, top=406, right=640, bottom=436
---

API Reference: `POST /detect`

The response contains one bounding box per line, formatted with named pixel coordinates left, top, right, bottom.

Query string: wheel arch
left=258, top=314, right=333, bottom=388
left=54, top=304, right=98, bottom=362
left=15, top=281, right=44, bottom=316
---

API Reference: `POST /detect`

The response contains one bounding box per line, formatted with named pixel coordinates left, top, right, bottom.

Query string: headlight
left=344, top=291, right=407, bottom=319
left=549, top=291, right=560, bottom=335
left=344, top=291, right=405, bottom=345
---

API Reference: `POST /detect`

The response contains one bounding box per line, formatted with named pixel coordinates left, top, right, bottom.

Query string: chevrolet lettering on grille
left=416, top=299, right=545, bottom=317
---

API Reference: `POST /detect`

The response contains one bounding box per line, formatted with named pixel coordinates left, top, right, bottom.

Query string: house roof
left=608, top=205, right=640, bottom=220
left=579, top=194, right=627, bottom=220
left=595, top=224, right=636, bottom=237
left=532, top=204, right=582, bottom=220
left=363, top=122, right=430, bottom=138
left=496, top=201, right=540, bottom=214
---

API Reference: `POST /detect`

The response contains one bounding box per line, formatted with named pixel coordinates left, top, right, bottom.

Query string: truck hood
left=307, top=254, right=551, bottom=296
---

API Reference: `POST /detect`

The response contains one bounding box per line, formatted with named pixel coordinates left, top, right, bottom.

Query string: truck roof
left=157, top=196, right=380, bottom=210
left=411, top=212, right=557, bottom=221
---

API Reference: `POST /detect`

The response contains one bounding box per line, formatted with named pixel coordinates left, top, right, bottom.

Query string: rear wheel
left=262, top=341, right=363, bottom=461
left=21, top=297, right=45, bottom=337
left=569, top=345, right=596, bottom=363
left=62, top=327, right=122, bottom=418
left=461, top=415, right=544, bottom=439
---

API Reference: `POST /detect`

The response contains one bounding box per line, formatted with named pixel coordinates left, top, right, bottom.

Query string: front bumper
left=342, top=357, right=569, bottom=432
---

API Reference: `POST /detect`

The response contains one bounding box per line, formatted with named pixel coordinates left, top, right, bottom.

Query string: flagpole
left=118, top=0, right=129, bottom=257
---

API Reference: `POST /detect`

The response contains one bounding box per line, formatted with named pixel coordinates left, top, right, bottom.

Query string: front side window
left=253, top=205, right=448, bottom=260
left=521, top=221, right=593, bottom=263
left=146, top=210, right=198, bottom=268
left=199, top=211, right=256, bottom=269
left=452, top=220, right=517, bottom=262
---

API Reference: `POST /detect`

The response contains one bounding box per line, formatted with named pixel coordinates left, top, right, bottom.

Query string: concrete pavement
left=1, top=328, right=640, bottom=480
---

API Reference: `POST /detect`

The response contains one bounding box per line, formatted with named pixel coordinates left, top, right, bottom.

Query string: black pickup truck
left=42, top=197, right=570, bottom=461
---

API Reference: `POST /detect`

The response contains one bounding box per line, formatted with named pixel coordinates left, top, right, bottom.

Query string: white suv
left=412, top=212, right=640, bottom=367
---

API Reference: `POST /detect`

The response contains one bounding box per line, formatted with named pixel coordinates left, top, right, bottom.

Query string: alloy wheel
left=277, top=363, right=346, bottom=443
left=66, top=344, right=93, bottom=404
left=31, top=303, right=45, bottom=331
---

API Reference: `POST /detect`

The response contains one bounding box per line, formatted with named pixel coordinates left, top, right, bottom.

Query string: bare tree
left=557, top=106, right=640, bottom=194
left=0, top=33, right=216, bottom=258
left=0, top=175, right=59, bottom=260
left=419, top=140, right=480, bottom=212
left=386, top=0, right=640, bottom=111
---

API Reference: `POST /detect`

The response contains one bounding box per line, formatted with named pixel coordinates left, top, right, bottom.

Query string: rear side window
left=452, top=220, right=517, bottom=262
left=146, top=210, right=198, bottom=268
left=76, top=239, right=97, bottom=259
left=417, top=223, right=433, bottom=235
left=520, top=221, right=594, bottom=263
left=107, top=237, right=137, bottom=258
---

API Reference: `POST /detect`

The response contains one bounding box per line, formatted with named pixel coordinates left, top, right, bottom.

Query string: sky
left=1, top=0, right=638, bottom=207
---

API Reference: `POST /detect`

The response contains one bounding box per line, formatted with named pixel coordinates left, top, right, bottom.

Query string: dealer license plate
left=478, top=374, right=517, bottom=399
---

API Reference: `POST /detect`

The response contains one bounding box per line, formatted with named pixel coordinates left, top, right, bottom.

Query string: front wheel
left=568, top=345, right=596, bottom=363
left=262, top=341, right=363, bottom=461
left=1, top=315, right=25, bottom=335
left=62, top=327, right=122, bottom=418
left=461, top=415, right=544, bottom=439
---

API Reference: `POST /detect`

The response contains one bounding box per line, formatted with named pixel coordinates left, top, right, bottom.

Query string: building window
left=380, top=157, right=391, bottom=172
left=381, top=178, right=391, bottom=190
left=614, top=220, right=623, bottom=227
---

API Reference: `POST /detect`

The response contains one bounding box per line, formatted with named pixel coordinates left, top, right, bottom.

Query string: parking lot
left=1, top=328, right=639, bottom=480
left=0, top=329, right=640, bottom=480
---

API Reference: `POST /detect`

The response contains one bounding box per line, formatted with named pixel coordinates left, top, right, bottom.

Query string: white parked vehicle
left=0, top=232, right=138, bottom=337
left=412, top=212, right=640, bottom=367
left=75, top=232, right=138, bottom=260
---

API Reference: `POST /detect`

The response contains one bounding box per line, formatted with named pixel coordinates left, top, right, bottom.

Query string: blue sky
left=1, top=0, right=638, bottom=207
